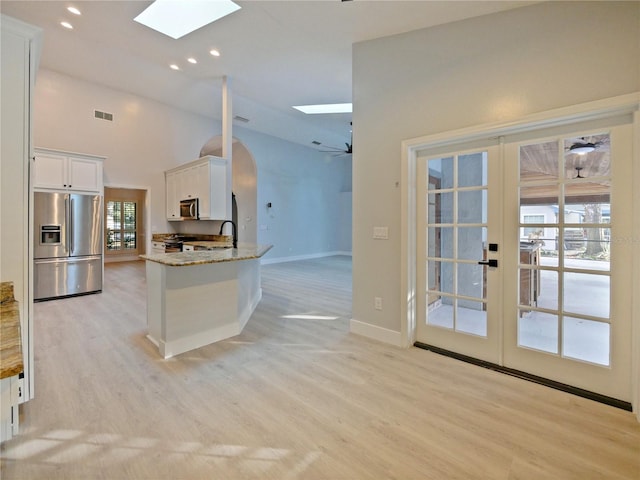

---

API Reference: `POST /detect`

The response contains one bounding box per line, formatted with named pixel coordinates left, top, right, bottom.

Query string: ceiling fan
left=319, top=122, right=353, bottom=157
left=565, top=135, right=607, bottom=155
left=320, top=142, right=352, bottom=157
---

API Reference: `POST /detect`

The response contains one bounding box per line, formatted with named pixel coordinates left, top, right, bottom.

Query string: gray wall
left=351, top=1, right=639, bottom=333
left=237, top=128, right=351, bottom=261
left=31, top=69, right=352, bottom=260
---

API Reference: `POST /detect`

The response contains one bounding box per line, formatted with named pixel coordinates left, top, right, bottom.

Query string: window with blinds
left=106, top=200, right=137, bottom=252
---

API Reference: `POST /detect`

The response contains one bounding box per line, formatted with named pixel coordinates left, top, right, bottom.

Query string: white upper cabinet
left=166, top=156, right=231, bottom=221
left=33, top=149, right=103, bottom=193
left=201, top=157, right=230, bottom=221
left=165, top=170, right=180, bottom=220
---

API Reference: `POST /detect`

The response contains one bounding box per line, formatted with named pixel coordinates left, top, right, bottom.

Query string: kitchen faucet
left=219, top=220, right=237, bottom=248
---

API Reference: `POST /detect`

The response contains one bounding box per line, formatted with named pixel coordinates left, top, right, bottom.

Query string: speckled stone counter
left=141, top=244, right=272, bottom=359
left=1, top=282, right=22, bottom=443
left=140, top=244, right=271, bottom=266
left=0, top=282, right=22, bottom=379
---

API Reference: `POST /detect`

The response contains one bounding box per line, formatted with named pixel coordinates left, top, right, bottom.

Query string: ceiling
left=1, top=0, right=535, bottom=151
left=520, top=133, right=611, bottom=205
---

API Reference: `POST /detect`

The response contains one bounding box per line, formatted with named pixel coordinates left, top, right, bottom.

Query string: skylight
left=293, top=103, right=353, bottom=114
left=134, top=0, right=241, bottom=40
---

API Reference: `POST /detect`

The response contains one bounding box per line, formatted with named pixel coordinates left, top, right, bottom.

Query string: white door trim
left=400, top=92, right=640, bottom=415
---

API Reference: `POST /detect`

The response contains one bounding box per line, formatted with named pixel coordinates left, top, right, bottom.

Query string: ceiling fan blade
left=320, top=146, right=348, bottom=152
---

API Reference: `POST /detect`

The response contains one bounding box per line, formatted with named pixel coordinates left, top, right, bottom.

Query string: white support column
left=221, top=75, right=232, bottom=159
left=221, top=75, right=233, bottom=220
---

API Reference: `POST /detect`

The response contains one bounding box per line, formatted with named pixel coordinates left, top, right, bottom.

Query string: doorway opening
left=401, top=95, right=638, bottom=411
left=104, top=187, right=147, bottom=262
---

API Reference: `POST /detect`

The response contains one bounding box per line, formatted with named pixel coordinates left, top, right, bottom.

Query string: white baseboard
left=349, top=319, right=403, bottom=347
left=261, top=251, right=352, bottom=265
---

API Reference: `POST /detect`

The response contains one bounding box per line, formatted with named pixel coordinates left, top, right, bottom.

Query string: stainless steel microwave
left=180, top=198, right=199, bottom=220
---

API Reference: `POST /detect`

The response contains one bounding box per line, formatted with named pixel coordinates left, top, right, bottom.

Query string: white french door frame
left=415, top=143, right=504, bottom=365
left=400, top=93, right=640, bottom=417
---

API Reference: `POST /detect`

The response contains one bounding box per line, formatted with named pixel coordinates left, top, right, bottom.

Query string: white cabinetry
left=0, top=375, right=21, bottom=443
left=165, top=171, right=180, bottom=220
left=166, top=156, right=231, bottom=221
left=151, top=241, right=165, bottom=254
left=33, top=149, right=104, bottom=193
left=181, top=164, right=200, bottom=200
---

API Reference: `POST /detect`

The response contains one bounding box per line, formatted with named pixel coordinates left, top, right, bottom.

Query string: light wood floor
left=1, top=256, right=639, bottom=479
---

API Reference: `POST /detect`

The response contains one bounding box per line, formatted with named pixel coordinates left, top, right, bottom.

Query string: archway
left=200, top=136, right=257, bottom=244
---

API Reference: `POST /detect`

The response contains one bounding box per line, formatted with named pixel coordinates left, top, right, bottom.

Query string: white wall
left=32, top=69, right=351, bottom=259
left=33, top=69, right=216, bottom=235
left=351, top=1, right=639, bottom=333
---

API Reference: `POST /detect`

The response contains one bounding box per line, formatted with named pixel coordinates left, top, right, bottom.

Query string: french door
left=416, top=144, right=502, bottom=364
left=415, top=123, right=633, bottom=402
left=104, top=187, right=146, bottom=258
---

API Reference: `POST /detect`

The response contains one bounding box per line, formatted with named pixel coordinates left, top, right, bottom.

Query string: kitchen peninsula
left=140, top=244, right=272, bottom=359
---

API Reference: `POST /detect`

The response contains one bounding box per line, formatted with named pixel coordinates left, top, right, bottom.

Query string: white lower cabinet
left=0, top=375, right=21, bottom=443
left=151, top=241, right=165, bottom=254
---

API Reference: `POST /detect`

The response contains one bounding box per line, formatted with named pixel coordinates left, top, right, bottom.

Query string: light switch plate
left=373, top=226, right=388, bottom=239
left=374, top=297, right=383, bottom=310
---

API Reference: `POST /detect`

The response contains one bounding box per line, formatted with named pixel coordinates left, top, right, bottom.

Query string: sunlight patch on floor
left=1, top=428, right=322, bottom=475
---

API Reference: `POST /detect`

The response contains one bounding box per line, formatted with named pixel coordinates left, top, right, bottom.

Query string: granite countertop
left=140, top=244, right=272, bottom=266
left=1, top=282, right=23, bottom=379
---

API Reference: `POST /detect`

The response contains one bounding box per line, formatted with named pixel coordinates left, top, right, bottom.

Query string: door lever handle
left=478, top=259, right=498, bottom=267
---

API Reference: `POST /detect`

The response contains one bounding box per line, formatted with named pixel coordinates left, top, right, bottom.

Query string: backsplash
left=152, top=233, right=232, bottom=243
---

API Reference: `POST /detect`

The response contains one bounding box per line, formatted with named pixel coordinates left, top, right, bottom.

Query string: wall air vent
left=94, top=110, right=113, bottom=121
left=311, top=140, right=322, bottom=146
left=233, top=115, right=249, bottom=123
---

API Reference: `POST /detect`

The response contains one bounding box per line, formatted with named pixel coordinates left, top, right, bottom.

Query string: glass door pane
left=123, top=201, right=137, bottom=250
left=426, top=153, right=488, bottom=337
left=503, top=123, right=633, bottom=402
left=516, top=133, right=611, bottom=366
left=106, top=201, right=122, bottom=251
left=417, top=145, right=500, bottom=364
left=106, top=199, right=139, bottom=254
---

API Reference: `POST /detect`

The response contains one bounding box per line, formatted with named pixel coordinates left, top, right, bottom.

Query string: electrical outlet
left=374, top=297, right=383, bottom=310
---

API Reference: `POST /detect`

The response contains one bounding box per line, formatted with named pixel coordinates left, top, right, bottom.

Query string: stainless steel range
left=163, top=235, right=196, bottom=252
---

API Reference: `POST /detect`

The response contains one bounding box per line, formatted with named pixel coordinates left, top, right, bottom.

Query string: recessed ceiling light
left=187, top=57, right=197, bottom=64
left=293, top=103, right=352, bottom=114
left=60, top=21, right=73, bottom=29
left=67, top=6, right=81, bottom=15
left=210, top=49, right=221, bottom=57
left=134, top=0, right=241, bottom=40
left=169, top=64, right=180, bottom=71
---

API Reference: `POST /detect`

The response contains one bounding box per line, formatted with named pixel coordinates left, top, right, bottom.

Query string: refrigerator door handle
left=69, top=197, right=74, bottom=254
left=64, top=195, right=70, bottom=255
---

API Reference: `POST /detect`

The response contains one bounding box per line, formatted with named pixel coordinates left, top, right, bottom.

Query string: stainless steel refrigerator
left=34, top=192, right=103, bottom=301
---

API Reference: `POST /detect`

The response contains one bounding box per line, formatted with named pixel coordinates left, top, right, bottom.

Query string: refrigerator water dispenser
left=40, top=225, right=61, bottom=245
